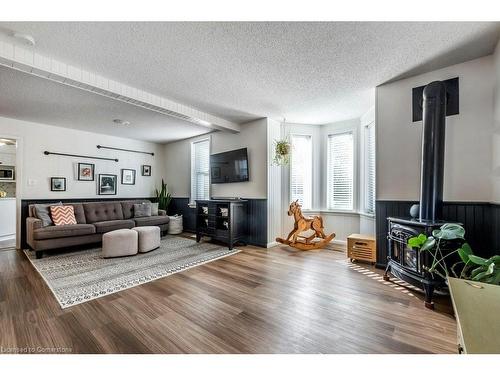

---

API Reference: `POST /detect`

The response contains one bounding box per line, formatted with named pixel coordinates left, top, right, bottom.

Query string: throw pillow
left=151, top=202, right=159, bottom=216
left=50, top=205, right=77, bottom=226
left=134, top=203, right=152, bottom=218
left=34, top=202, right=62, bottom=227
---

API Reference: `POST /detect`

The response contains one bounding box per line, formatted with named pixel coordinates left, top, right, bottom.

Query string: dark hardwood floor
left=0, top=240, right=457, bottom=354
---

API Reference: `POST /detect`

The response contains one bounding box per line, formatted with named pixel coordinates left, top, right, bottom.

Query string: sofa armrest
left=26, top=217, right=43, bottom=248
left=158, top=209, right=167, bottom=216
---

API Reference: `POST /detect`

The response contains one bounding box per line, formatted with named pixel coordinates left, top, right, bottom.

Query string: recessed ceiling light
left=12, top=33, right=36, bottom=46
left=113, top=119, right=130, bottom=126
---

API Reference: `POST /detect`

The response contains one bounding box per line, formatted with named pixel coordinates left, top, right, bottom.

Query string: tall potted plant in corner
left=155, top=179, right=172, bottom=213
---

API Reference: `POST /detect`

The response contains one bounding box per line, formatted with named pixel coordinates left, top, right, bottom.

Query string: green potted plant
left=155, top=179, right=172, bottom=212
left=272, top=139, right=291, bottom=166
left=408, top=223, right=500, bottom=285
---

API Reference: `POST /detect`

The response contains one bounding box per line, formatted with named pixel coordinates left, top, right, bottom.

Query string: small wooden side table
left=347, top=233, right=376, bottom=264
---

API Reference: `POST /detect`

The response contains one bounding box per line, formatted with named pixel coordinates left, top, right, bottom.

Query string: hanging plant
left=273, top=139, right=291, bottom=166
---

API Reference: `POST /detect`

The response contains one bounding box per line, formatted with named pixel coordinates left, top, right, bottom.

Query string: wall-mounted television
left=210, top=148, right=249, bottom=184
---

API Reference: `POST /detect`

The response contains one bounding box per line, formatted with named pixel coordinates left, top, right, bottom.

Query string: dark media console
left=195, top=199, right=247, bottom=249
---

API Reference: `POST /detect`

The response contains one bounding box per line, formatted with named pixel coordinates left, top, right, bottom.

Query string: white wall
left=0, top=116, right=164, bottom=200
left=493, top=41, right=500, bottom=204
left=267, top=118, right=282, bottom=245
left=376, top=55, right=494, bottom=202
left=163, top=118, right=268, bottom=199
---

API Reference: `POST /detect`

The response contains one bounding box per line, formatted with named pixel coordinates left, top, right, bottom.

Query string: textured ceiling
left=0, top=22, right=499, bottom=127
left=0, top=66, right=211, bottom=143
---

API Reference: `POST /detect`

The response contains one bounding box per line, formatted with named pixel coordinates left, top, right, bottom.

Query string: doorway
left=0, top=137, right=17, bottom=249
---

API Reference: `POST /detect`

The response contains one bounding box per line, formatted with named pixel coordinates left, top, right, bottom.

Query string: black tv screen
left=210, top=148, right=249, bottom=184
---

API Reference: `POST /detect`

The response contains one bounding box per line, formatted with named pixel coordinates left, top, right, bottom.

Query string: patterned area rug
left=24, top=236, right=240, bottom=308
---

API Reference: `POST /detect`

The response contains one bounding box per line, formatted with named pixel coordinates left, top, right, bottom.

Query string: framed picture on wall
left=142, top=165, right=151, bottom=176
left=121, top=169, right=136, bottom=185
left=77, top=162, right=95, bottom=181
left=51, top=177, right=66, bottom=192
left=98, top=174, right=117, bottom=195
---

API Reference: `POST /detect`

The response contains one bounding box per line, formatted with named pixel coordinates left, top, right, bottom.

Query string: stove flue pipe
left=419, top=81, right=447, bottom=221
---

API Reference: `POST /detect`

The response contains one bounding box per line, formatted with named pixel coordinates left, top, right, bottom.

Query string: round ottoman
left=102, top=229, right=138, bottom=258
left=132, top=226, right=161, bottom=253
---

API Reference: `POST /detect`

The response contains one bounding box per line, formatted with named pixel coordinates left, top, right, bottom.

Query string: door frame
left=0, top=134, right=23, bottom=249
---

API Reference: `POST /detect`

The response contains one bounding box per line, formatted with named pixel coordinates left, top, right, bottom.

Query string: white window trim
left=326, top=129, right=356, bottom=212
left=289, top=133, right=313, bottom=210
left=363, top=121, right=376, bottom=215
left=189, top=136, right=211, bottom=207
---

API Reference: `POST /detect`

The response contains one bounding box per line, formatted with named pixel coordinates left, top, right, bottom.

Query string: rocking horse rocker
left=276, top=200, right=335, bottom=250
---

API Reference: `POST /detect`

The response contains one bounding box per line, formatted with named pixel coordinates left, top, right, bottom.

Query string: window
left=327, top=132, right=354, bottom=210
left=364, top=122, right=376, bottom=214
left=290, top=135, right=312, bottom=209
left=190, top=138, right=210, bottom=203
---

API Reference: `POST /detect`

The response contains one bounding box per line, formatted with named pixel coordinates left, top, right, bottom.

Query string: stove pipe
left=419, top=81, right=447, bottom=221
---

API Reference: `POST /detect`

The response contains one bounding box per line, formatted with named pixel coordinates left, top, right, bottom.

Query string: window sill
left=302, top=209, right=358, bottom=217
left=359, top=212, right=375, bottom=219
left=188, top=203, right=196, bottom=209
left=302, top=209, right=376, bottom=218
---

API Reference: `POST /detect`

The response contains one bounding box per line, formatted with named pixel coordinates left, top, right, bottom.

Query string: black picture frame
left=98, top=174, right=117, bottom=195
left=142, top=165, right=151, bottom=176
left=121, top=169, right=136, bottom=185
left=77, top=162, right=95, bottom=181
left=51, top=177, right=66, bottom=192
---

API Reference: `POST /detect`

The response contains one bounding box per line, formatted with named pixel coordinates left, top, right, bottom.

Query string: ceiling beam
left=0, top=39, right=240, bottom=133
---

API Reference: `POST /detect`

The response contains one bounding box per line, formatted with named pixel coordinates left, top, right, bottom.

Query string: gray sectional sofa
left=26, top=200, right=169, bottom=258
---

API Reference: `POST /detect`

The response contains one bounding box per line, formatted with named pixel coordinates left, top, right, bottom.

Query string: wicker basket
left=168, top=215, right=183, bottom=234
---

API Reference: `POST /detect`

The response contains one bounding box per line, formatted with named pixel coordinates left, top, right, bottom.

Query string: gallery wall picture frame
left=51, top=177, right=66, bottom=192
left=142, top=165, right=151, bottom=176
left=121, top=169, right=136, bottom=185
left=98, top=174, right=117, bottom=195
left=77, top=162, right=95, bottom=181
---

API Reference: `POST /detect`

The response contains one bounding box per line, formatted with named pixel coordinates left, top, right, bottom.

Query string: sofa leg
left=35, top=251, right=43, bottom=259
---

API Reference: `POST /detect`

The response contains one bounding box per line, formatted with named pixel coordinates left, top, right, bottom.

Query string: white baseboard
left=267, top=241, right=280, bottom=248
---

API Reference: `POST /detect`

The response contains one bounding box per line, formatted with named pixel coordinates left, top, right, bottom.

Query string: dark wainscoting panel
left=376, top=200, right=499, bottom=268
left=492, top=204, right=500, bottom=256
left=21, top=197, right=156, bottom=249
left=168, top=197, right=268, bottom=247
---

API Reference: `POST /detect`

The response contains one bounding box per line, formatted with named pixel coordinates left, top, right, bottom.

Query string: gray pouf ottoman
left=102, top=229, right=138, bottom=258
left=132, top=226, right=161, bottom=253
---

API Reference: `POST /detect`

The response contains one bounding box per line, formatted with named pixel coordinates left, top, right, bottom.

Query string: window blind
left=327, top=132, right=354, bottom=210
left=290, top=135, right=312, bottom=209
left=191, top=139, right=210, bottom=203
left=365, top=123, right=376, bottom=214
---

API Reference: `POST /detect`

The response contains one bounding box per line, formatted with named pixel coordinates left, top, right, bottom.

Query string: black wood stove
left=383, top=81, right=461, bottom=309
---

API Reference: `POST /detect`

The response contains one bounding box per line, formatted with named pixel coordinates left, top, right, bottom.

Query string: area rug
left=24, top=236, right=239, bottom=308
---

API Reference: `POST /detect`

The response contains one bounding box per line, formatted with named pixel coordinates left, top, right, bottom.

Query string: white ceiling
left=0, top=22, right=499, bottom=136
left=0, top=66, right=211, bottom=143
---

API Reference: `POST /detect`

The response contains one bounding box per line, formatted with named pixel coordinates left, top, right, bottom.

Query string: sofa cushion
left=83, top=202, right=124, bottom=223
left=134, top=202, right=152, bottom=218
left=33, top=224, right=96, bottom=240
left=50, top=205, right=77, bottom=226
left=93, top=219, right=135, bottom=234
left=33, top=202, right=62, bottom=227
left=133, top=215, right=170, bottom=227
left=70, top=203, right=87, bottom=224
left=151, top=202, right=159, bottom=216
left=121, top=200, right=151, bottom=219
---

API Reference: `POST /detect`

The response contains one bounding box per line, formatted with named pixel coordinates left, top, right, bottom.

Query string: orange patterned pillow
left=50, top=205, right=77, bottom=226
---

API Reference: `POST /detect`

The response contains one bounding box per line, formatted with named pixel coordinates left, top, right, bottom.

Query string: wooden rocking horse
left=276, top=200, right=335, bottom=250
